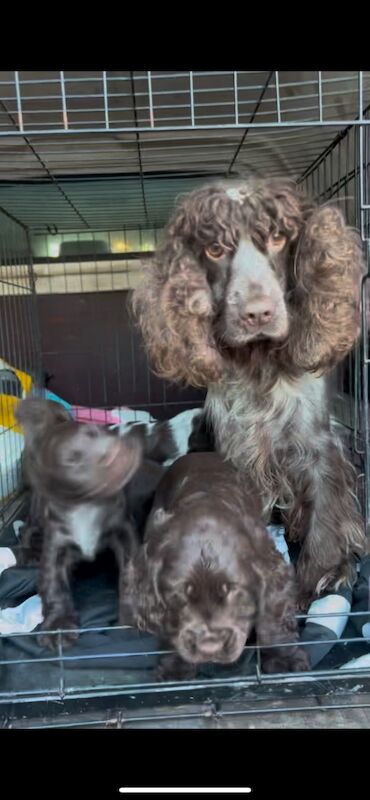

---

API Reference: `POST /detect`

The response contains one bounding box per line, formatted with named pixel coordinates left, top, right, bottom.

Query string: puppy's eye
left=205, top=243, right=225, bottom=260
left=269, top=232, right=287, bottom=250
left=219, top=582, right=230, bottom=599
left=185, top=583, right=195, bottom=597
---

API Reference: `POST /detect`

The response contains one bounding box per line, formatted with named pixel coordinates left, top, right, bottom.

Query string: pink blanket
left=71, top=406, right=121, bottom=425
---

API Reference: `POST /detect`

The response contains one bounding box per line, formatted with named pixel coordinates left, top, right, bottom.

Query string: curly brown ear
left=133, top=259, right=224, bottom=387
left=132, top=202, right=225, bottom=387
left=120, top=547, right=167, bottom=632
left=15, top=397, right=71, bottom=451
left=252, top=535, right=310, bottom=674
left=290, top=205, right=364, bottom=373
left=15, top=397, right=70, bottom=433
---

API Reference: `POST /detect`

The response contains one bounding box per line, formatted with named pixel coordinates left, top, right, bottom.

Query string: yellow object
left=0, top=395, right=23, bottom=433
left=0, top=357, right=32, bottom=397
left=0, top=357, right=33, bottom=432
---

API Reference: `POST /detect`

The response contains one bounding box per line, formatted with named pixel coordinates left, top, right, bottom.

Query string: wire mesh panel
left=0, top=72, right=370, bottom=135
left=1, top=616, right=370, bottom=723
left=0, top=211, right=40, bottom=520
left=299, top=120, right=370, bottom=529
left=1, top=70, right=370, bottom=726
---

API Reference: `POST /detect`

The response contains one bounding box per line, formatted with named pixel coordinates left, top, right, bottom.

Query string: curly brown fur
left=121, top=452, right=310, bottom=680
left=133, top=178, right=362, bottom=384
left=16, top=492, right=45, bottom=566
left=133, top=177, right=367, bottom=603
left=289, top=205, right=364, bottom=373
left=134, top=257, right=224, bottom=386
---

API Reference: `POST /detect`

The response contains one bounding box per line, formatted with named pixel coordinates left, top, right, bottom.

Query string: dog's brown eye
left=219, top=582, right=229, bottom=598
left=185, top=583, right=195, bottom=597
left=269, top=232, right=286, bottom=249
left=205, top=243, right=224, bottom=260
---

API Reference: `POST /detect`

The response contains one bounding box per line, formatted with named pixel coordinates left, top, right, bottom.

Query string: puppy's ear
left=144, top=506, right=174, bottom=566
left=134, top=506, right=175, bottom=622
left=124, top=544, right=167, bottom=633
left=15, top=397, right=47, bottom=432
left=15, top=397, right=70, bottom=441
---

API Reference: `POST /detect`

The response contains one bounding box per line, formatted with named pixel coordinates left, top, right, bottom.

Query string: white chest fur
left=206, top=371, right=327, bottom=507
left=208, top=371, right=325, bottom=440
left=65, top=504, right=106, bottom=559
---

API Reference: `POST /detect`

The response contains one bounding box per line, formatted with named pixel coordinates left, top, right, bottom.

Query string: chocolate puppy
left=122, top=452, right=310, bottom=680
left=15, top=397, right=143, bottom=650
left=16, top=400, right=72, bottom=565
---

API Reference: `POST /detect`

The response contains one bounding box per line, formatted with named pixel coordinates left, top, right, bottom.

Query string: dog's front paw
left=16, top=546, right=41, bottom=567
left=38, top=614, right=79, bottom=651
left=289, top=647, right=311, bottom=672
left=262, top=646, right=310, bottom=674
left=155, top=654, right=197, bottom=682
left=297, top=591, right=313, bottom=613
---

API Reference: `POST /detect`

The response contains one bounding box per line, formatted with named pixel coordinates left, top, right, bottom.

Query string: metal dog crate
left=1, top=71, right=370, bottom=728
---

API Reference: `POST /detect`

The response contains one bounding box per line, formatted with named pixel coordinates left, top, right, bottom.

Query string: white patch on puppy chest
left=66, top=504, right=105, bottom=558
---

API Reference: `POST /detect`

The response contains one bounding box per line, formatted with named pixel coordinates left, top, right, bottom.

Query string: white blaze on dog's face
left=223, top=237, right=289, bottom=345
left=183, top=180, right=300, bottom=348
left=205, top=233, right=289, bottom=347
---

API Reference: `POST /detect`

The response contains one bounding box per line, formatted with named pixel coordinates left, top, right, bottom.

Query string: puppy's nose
left=198, top=637, right=223, bottom=656
left=242, top=297, right=275, bottom=328
left=190, top=625, right=232, bottom=656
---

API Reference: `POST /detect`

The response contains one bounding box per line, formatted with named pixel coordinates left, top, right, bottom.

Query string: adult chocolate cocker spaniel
left=133, top=177, right=367, bottom=606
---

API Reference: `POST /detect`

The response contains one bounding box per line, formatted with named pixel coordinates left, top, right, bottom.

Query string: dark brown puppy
left=16, top=400, right=72, bottom=565
left=15, top=397, right=143, bottom=650
left=121, top=452, right=310, bottom=680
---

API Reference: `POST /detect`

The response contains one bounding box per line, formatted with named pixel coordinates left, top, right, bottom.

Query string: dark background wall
left=36, top=291, right=205, bottom=419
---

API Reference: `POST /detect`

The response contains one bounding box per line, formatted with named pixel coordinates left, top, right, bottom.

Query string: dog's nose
left=198, top=637, right=223, bottom=656
left=188, top=625, right=232, bottom=656
left=242, top=297, right=275, bottom=328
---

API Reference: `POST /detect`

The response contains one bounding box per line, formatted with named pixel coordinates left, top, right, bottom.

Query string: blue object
left=45, top=390, right=72, bottom=412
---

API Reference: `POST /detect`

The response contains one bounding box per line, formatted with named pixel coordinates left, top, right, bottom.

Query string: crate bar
left=102, top=71, right=109, bottom=128
left=147, top=71, right=154, bottom=128
left=189, top=71, right=195, bottom=126
left=360, top=125, right=366, bottom=240
left=362, top=275, right=370, bottom=524
left=234, top=71, right=239, bottom=125
left=275, top=71, right=281, bottom=123
left=1, top=120, right=370, bottom=138
left=59, top=71, right=69, bottom=130
left=318, top=71, right=323, bottom=122
left=359, top=71, right=364, bottom=120
left=13, top=71, right=24, bottom=132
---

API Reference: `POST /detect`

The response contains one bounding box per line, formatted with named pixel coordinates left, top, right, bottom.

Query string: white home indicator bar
left=119, top=790, right=252, bottom=795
